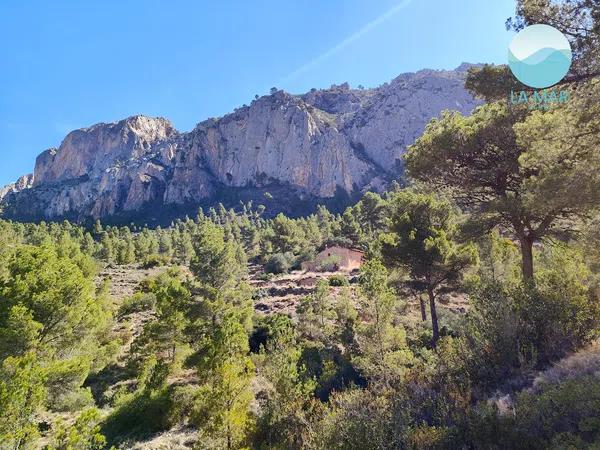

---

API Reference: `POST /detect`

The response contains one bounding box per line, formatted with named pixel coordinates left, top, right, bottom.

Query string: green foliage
left=102, top=385, right=175, bottom=442
left=249, top=313, right=295, bottom=353
left=46, top=408, right=107, bottom=450
left=0, top=245, right=112, bottom=358
left=267, top=213, right=312, bottom=255
left=0, top=304, right=42, bottom=360
left=45, top=357, right=95, bottom=412
left=297, top=280, right=334, bottom=341
left=403, top=337, right=473, bottom=440
left=0, top=241, right=116, bottom=447
left=253, top=334, right=320, bottom=449
left=355, top=260, right=413, bottom=385
left=328, top=274, right=348, bottom=286
left=142, top=253, right=170, bottom=268
left=339, top=209, right=363, bottom=247
left=317, top=254, right=342, bottom=272
left=380, top=190, right=477, bottom=344
left=475, top=230, right=521, bottom=284
left=102, top=354, right=185, bottom=444
left=405, top=100, right=600, bottom=280
left=190, top=293, right=255, bottom=449
left=117, top=292, right=156, bottom=318
left=471, top=375, right=600, bottom=449
left=465, top=63, right=524, bottom=101
left=0, top=352, right=46, bottom=448
left=264, top=252, right=295, bottom=274
left=311, top=388, right=399, bottom=450
left=468, top=267, right=599, bottom=388
left=190, top=220, right=247, bottom=290
left=192, top=358, right=255, bottom=449
left=512, top=376, right=600, bottom=448
left=129, top=272, right=191, bottom=377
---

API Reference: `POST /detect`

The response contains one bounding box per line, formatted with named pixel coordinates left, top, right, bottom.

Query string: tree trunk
left=427, top=287, right=439, bottom=346
left=419, top=296, right=427, bottom=321
left=519, top=236, right=534, bottom=282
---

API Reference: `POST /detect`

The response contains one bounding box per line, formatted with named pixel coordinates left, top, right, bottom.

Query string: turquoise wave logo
left=508, top=24, right=572, bottom=89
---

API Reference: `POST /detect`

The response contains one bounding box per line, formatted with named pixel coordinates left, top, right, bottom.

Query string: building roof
left=318, top=245, right=365, bottom=255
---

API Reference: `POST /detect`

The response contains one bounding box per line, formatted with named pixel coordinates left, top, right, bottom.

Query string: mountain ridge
left=0, top=64, right=482, bottom=224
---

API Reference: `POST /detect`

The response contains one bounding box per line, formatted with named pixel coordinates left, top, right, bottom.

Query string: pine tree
left=192, top=295, right=255, bottom=449
left=354, top=259, right=413, bottom=385
left=380, top=191, right=477, bottom=345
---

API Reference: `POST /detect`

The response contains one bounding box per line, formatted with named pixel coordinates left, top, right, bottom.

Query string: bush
left=531, top=342, right=600, bottom=390
left=45, top=358, right=93, bottom=413
left=265, top=252, right=296, bottom=274
left=317, top=255, right=341, bottom=272
left=52, top=387, right=95, bottom=413
left=312, top=388, right=399, bottom=449
left=102, top=386, right=176, bottom=444
left=249, top=314, right=295, bottom=352
left=142, top=254, right=170, bottom=269
left=516, top=375, right=600, bottom=442
left=467, top=276, right=600, bottom=389
left=257, top=272, right=274, bottom=281
left=470, top=376, right=600, bottom=449
left=118, top=293, right=156, bottom=318
left=252, top=288, right=269, bottom=301
left=328, top=274, right=348, bottom=287
left=48, top=408, right=107, bottom=450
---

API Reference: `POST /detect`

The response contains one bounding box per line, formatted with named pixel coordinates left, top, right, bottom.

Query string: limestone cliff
left=1, top=64, right=481, bottom=223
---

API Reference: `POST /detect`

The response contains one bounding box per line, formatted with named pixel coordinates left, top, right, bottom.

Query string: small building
left=301, top=245, right=365, bottom=272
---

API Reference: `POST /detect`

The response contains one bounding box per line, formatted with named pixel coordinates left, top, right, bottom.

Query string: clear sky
left=0, top=0, right=516, bottom=186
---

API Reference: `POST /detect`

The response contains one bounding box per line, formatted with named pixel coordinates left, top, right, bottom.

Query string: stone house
left=301, top=245, right=365, bottom=272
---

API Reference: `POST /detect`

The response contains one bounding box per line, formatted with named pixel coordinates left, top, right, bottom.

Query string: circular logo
left=508, top=24, right=572, bottom=89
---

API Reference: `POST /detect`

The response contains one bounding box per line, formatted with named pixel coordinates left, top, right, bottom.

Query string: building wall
left=302, top=246, right=364, bottom=272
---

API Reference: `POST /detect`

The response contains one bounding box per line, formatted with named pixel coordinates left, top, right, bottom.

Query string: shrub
left=317, top=255, right=341, bottom=272
left=312, top=388, right=399, bottom=449
left=142, top=254, right=169, bottom=269
left=470, top=376, right=600, bottom=449
left=45, top=358, right=93, bottom=413
left=52, top=387, right=95, bottom=413
left=516, top=375, right=600, bottom=443
left=102, top=386, right=176, bottom=443
left=118, top=293, right=156, bottom=318
left=530, top=341, right=600, bottom=392
left=467, top=276, right=600, bottom=389
left=405, top=426, right=453, bottom=450
left=249, top=314, right=295, bottom=352
left=265, top=252, right=296, bottom=274
left=48, top=408, right=107, bottom=450
left=328, top=274, right=348, bottom=287
left=257, top=272, right=274, bottom=281
left=252, top=288, right=269, bottom=301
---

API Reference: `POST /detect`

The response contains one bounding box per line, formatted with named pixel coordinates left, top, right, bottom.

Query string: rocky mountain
left=0, top=174, right=34, bottom=201
left=0, top=64, right=481, bottom=224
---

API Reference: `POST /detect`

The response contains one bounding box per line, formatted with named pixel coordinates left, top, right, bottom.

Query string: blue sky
left=0, top=0, right=515, bottom=186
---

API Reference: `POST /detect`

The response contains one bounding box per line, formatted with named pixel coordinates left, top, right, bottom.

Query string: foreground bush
left=471, top=375, right=600, bottom=449
left=467, top=272, right=600, bottom=389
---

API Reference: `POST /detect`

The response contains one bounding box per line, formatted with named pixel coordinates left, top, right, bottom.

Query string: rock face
left=0, top=174, right=34, bottom=200
left=1, top=64, right=481, bottom=223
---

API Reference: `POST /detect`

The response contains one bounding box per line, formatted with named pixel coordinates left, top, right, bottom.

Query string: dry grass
left=531, top=340, right=600, bottom=393
left=126, top=426, right=198, bottom=449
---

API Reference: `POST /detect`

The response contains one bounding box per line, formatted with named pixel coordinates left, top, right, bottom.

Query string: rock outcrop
left=1, top=64, right=481, bottom=223
left=0, top=173, right=34, bottom=201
